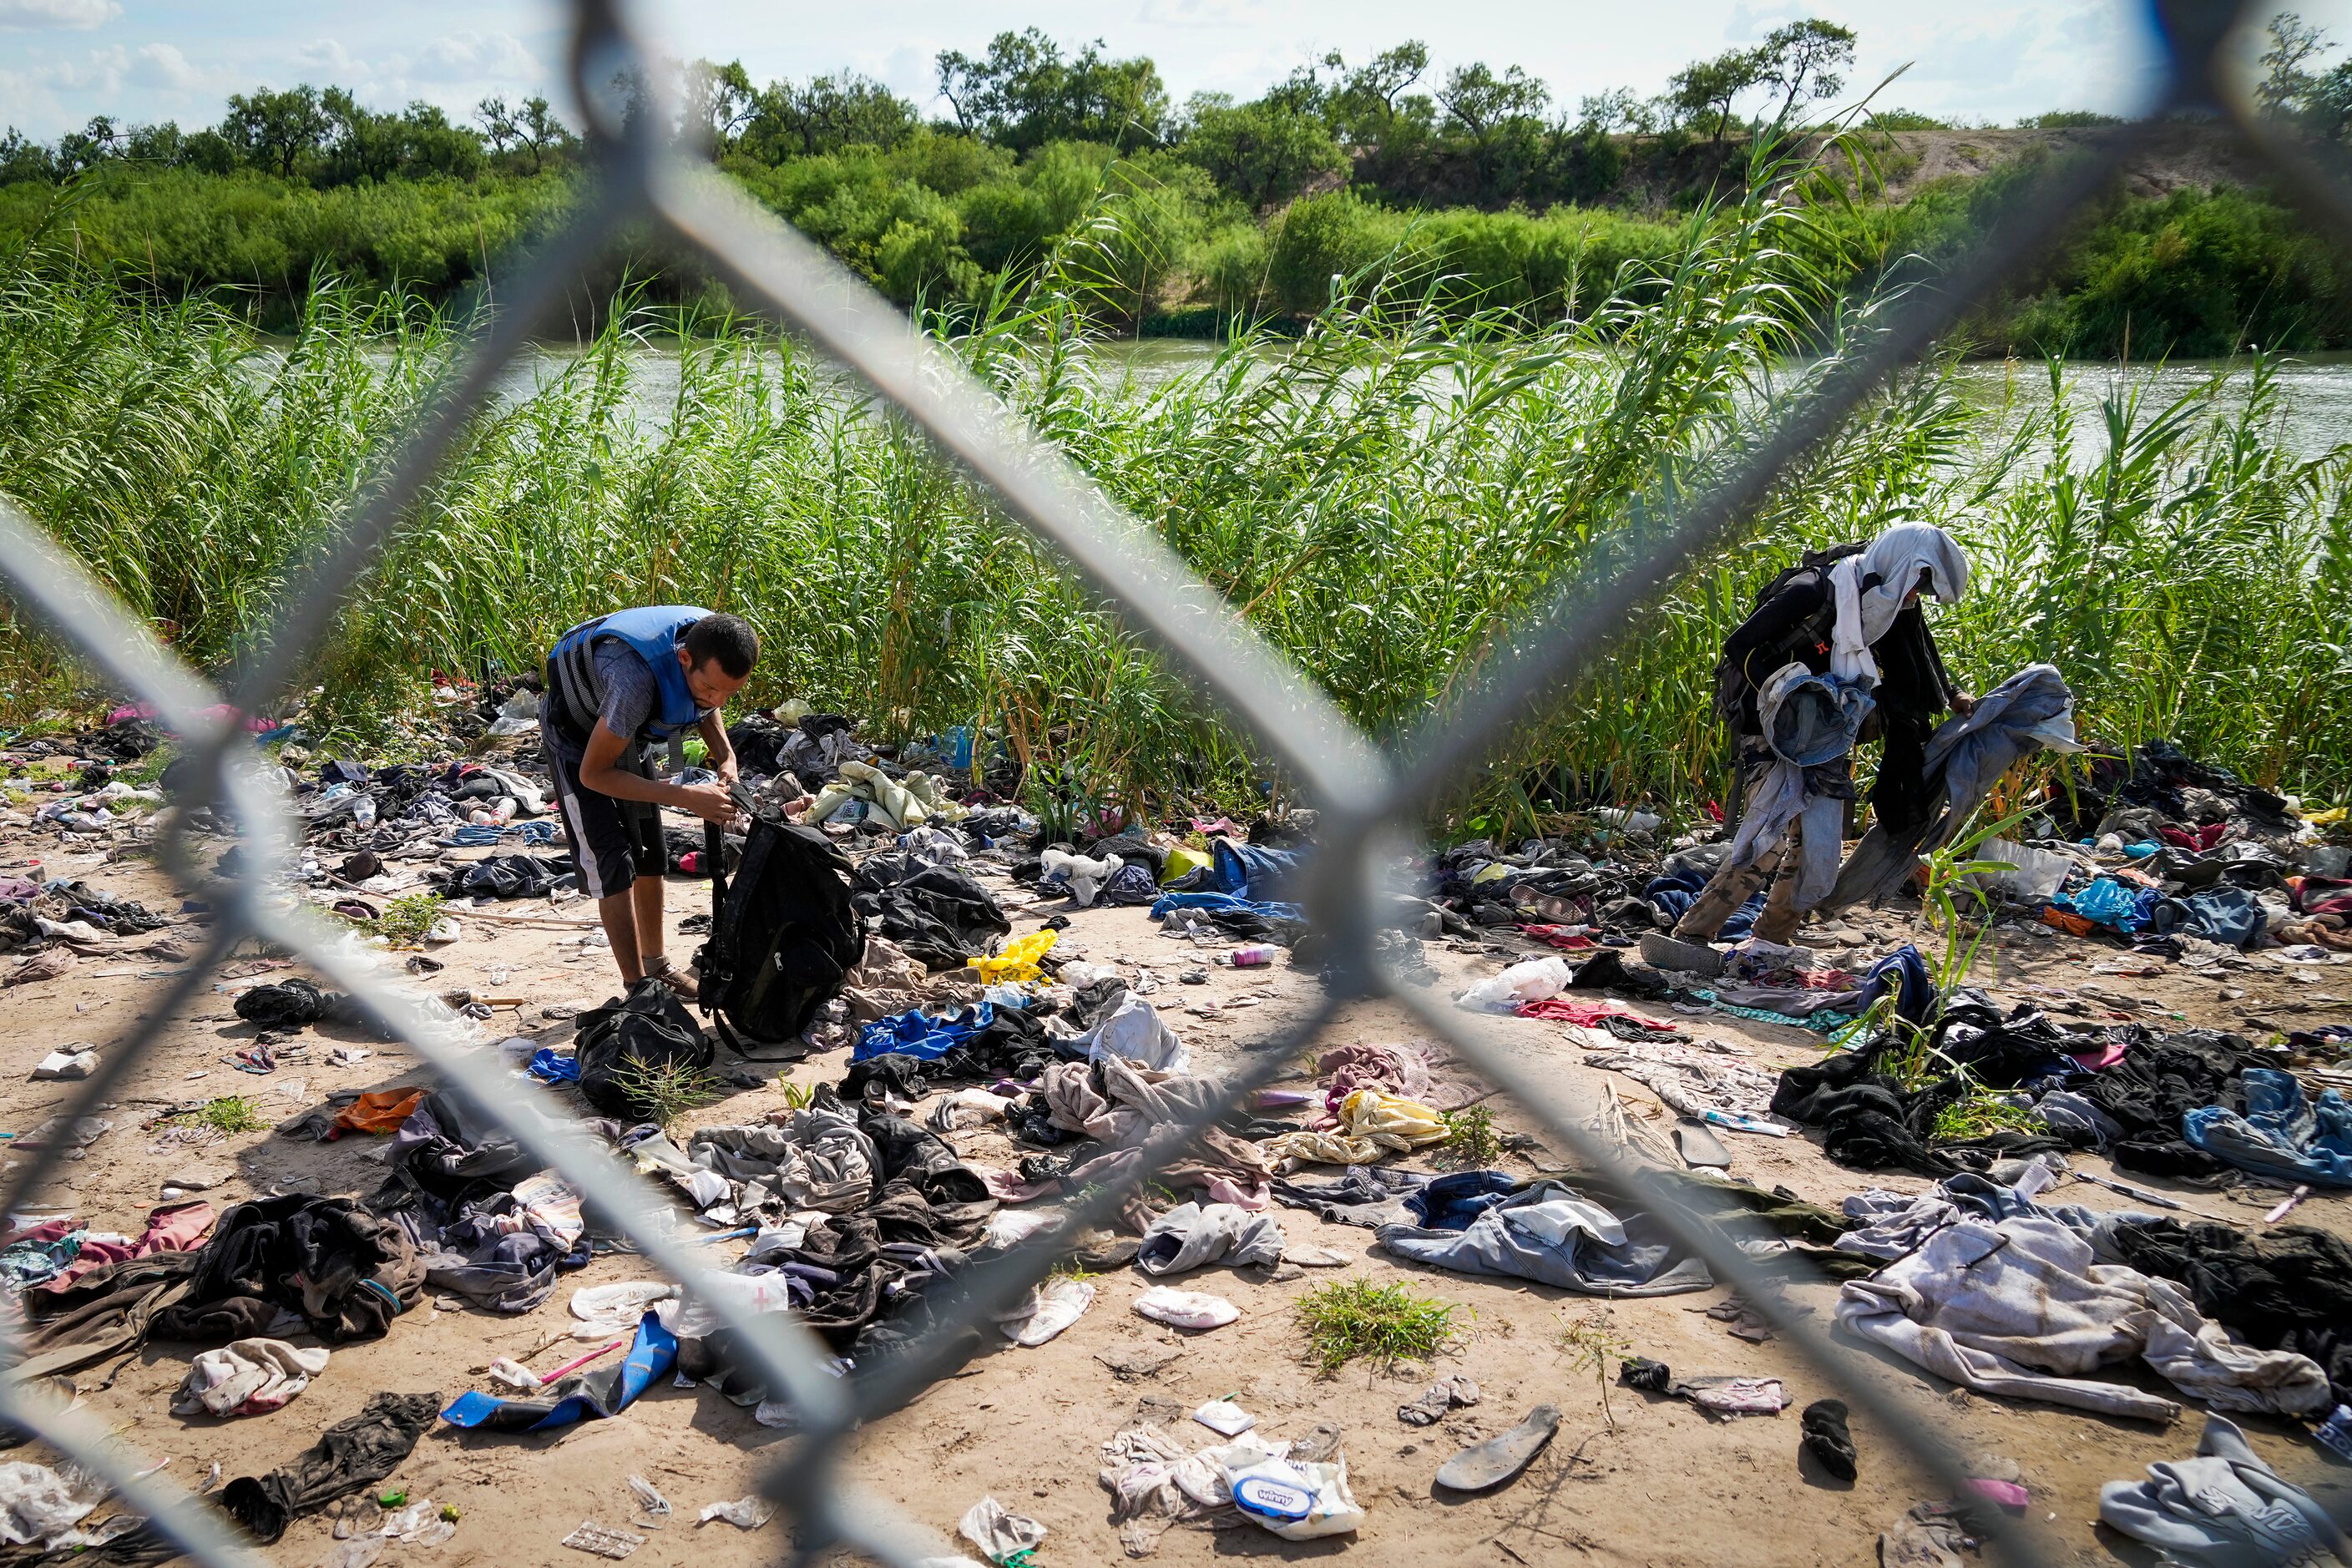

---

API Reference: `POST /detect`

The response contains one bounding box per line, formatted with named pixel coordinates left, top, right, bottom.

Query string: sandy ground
left=1, top=797, right=2347, bottom=1568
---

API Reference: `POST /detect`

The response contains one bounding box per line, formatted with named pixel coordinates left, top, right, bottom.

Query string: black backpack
left=695, top=809, right=865, bottom=1056
left=1711, top=540, right=1867, bottom=724
left=572, top=979, right=716, bottom=1120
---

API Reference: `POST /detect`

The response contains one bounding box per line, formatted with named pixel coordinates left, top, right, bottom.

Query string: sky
left=0, top=0, right=2339, bottom=143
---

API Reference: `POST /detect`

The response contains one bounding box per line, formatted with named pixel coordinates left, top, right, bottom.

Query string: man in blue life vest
left=540, top=605, right=758, bottom=998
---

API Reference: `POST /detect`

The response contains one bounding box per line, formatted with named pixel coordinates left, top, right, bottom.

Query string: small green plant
left=1440, top=1105, right=1504, bottom=1169
left=1294, top=1279, right=1464, bottom=1374
left=166, top=1096, right=267, bottom=1135
left=372, top=892, right=446, bottom=946
left=773, top=1079, right=816, bottom=1111
left=1046, top=1258, right=1096, bottom=1287
left=1559, top=1309, right=1634, bottom=1431
left=606, top=1057, right=722, bottom=1130
left=120, top=746, right=173, bottom=787
left=1931, top=1092, right=2041, bottom=1142
left=1918, top=804, right=2038, bottom=999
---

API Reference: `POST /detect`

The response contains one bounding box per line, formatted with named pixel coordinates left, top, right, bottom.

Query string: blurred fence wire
left=0, top=0, right=2327, bottom=1562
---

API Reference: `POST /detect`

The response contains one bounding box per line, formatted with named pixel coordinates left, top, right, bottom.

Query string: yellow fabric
left=969, top=928, right=1058, bottom=984
left=1264, top=1130, right=1383, bottom=1166
left=1336, top=1089, right=1449, bottom=1150
left=1160, top=845, right=1211, bottom=884
left=2307, top=805, right=2347, bottom=827
left=1470, top=862, right=1510, bottom=885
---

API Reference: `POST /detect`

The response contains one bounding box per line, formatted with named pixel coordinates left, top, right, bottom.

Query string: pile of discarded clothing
left=1831, top=1157, right=2338, bottom=1422
left=1772, top=1004, right=2352, bottom=1188
left=1433, top=838, right=1657, bottom=933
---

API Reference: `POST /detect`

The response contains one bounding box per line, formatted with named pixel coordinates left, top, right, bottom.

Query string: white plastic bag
left=1454, top=955, right=1571, bottom=1013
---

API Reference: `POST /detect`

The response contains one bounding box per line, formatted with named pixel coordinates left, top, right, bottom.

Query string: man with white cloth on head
left=1647, top=524, right=1975, bottom=965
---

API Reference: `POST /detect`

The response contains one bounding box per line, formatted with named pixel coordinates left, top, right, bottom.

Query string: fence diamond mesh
left=0, top=0, right=2334, bottom=1561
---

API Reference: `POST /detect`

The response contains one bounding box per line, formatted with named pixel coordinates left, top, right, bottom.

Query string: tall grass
left=1, top=136, right=2346, bottom=826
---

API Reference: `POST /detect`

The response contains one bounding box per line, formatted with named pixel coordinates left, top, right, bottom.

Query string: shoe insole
left=1675, top=1122, right=1732, bottom=1168
left=1434, top=1404, right=1560, bottom=1493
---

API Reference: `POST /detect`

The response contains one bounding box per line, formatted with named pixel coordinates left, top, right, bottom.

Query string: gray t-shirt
left=593, top=640, right=659, bottom=743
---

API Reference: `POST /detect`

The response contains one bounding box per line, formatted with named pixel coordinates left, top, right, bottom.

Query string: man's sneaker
left=1640, top=933, right=1724, bottom=979
left=643, top=954, right=700, bottom=1001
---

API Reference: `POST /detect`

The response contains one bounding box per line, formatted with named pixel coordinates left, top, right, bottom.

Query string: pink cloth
left=45, top=1201, right=214, bottom=1289
left=2067, top=1040, right=2131, bottom=1072
left=1517, top=998, right=1679, bottom=1032
left=1317, top=1043, right=1434, bottom=1120
left=978, top=1168, right=1058, bottom=1204
left=1518, top=925, right=1596, bottom=951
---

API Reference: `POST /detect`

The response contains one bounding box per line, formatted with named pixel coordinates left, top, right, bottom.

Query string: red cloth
left=1518, top=924, right=1596, bottom=951
left=2067, top=1040, right=2130, bottom=1072
left=1516, top=998, right=1677, bottom=1031
left=2296, top=877, right=2352, bottom=918
left=43, top=1201, right=215, bottom=1290
left=2157, top=823, right=2227, bottom=852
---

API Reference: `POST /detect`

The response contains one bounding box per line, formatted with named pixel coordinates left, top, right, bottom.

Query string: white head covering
left=1827, top=523, right=1968, bottom=683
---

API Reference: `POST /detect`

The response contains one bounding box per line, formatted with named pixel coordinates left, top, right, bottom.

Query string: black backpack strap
left=693, top=780, right=754, bottom=1021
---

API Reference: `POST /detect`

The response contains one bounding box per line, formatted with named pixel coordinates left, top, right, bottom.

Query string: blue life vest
left=549, top=604, right=714, bottom=744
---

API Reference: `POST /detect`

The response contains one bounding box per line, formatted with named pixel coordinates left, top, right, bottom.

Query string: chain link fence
left=0, top=0, right=2333, bottom=1560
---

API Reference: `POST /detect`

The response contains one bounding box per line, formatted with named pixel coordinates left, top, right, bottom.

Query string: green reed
left=1, top=131, right=2344, bottom=829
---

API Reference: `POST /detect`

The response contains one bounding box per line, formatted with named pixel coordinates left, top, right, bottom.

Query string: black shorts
left=544, top=717, right=664, bottom=898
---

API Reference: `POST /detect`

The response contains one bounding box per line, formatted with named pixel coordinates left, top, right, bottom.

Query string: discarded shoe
left=1640, top=933, right=1723, bottom=978
left=1801, top=1399, right=1856, bottom=1480
left=1618, top=1357, right=1672, bottom=1393
left=1434, top=1404, right=1559, bottom=1493
left=1674, top=1121, right=1732, bottom=1169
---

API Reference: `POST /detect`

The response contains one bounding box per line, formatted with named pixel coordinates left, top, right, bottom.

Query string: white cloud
left=130, top=41, right=199, bottom=90
left=296, top=38, right=357, bottom=76
left=1138, top=0, right=1272, bottom=26
left=0, top=0, right=119, bottom=30
left=409, top=30, right=538, bottom=83
left=33, top=43, right=126, bottom=93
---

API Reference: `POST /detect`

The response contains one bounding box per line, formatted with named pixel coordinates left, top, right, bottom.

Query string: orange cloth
left=330, top=1088, right=426, bottom=1136
left=2040, top=906, right=2094, bottom=938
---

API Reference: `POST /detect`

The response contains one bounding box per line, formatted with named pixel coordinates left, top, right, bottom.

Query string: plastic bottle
left=352, top=796, right=377, bottom=828
left=1225, top=943, right=1277, bottom=968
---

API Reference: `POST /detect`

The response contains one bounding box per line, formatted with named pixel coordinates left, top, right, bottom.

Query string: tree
left=1436, top=63, right=1550, bottom=144
left=935, top=28, right=1170, bottom=152
left=1579, top=87, right=1656, bottom=136
left=1756, top=19, right=1857, bottom=126
left=0, top=129, right=58, bottom=184
left=53, top=115, right=122, bottom=176
left=321, top=87, right=400, bottom=183
left=2302, top=58, right=2352, bottom=141
left=517, top=96, right=572, bottom=174
left=741, top=73, right=917, bottom=160
left=1181, top=94, right=1346, bottom=208
left=1667, top=49, right=1765, bottom=144
left=477, top=95, right=520, bottom=159
left=124, top=119, right=186, bottom=165
left=2258, top=13, right=2330, bottom=121
left=1321, top=42, right=1430, bottom=146
left=221, top=86, right=330, bottom=178
left=681, top=58, right=756, bottom=153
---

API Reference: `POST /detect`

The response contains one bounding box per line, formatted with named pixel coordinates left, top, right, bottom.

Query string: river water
left=477, top=337, right=2352, bottom=464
